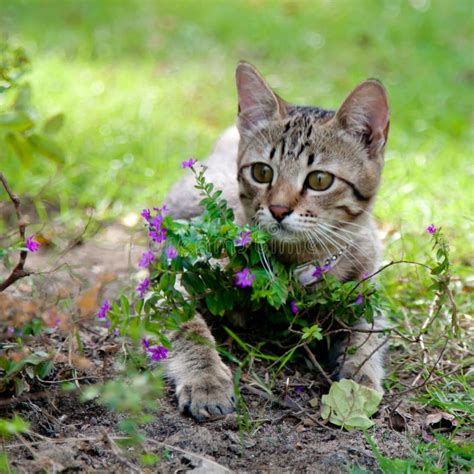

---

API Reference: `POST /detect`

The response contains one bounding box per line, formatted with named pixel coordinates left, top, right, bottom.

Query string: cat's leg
left=333, top=314, right=388, bottom=393
left=164, top=312, right=235, bottom=421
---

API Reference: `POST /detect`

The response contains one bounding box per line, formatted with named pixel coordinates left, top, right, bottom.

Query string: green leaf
left=27, top=133, right=65, bottom=163
left=120, top=295, right=130, bottom=316
left=181, top=271, right=206, bottom=295
left=0, top=415, right=29, bottom=439
left=139, top=453, right=159, bottom=466
left=0, top=453, right=10, bottom=473
left=14, top=378, right=29, bottom=397
left=14, top=83, right=32, bottom=111
left=0, top=111, right=33, bottom=131
left=37, top=360, right=55, bottom=379
left=81, top=386, right=100, bottom=401
left=320, top=379, right=382, bottom=430
left=5, top=131, right=33, bottom=164
left=205, top=293, right=226, bottom=316
left=43, top=113, right=65, bottom=134
left=302, top=324, right=323, bottom=341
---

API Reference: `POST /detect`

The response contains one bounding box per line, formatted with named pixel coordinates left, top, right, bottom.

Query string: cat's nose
left=269, top=205, right=293, bottom=222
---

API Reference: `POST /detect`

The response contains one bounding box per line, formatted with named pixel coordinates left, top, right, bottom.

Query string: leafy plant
left=320, top=379, right=383, bottom=430
left=82, top=366, right=163, bottom=445
left=0, top=415, right=29, bottom=438
left=0, top=349, right=53, bottom=396
left=89, top=160, right=458, bottom=440
left=0, top=415, right=29, bottom=474
left=366, top=433, right=474, bottom=473
left=101, top=162, right=384, bottom=363
left=0, top=40, right=65, bottom=166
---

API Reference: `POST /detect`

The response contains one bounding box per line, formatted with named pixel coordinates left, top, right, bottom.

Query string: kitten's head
left=235, top=62, right=389, bottom=253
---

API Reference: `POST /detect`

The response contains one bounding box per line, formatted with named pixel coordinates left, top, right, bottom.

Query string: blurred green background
left=1, top=0, right=472, bottom=262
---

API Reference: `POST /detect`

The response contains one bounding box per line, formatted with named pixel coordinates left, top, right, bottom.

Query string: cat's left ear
left=335, top=80, right=390, bottom=157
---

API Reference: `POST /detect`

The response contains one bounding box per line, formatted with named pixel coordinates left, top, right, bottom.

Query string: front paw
left=176, top=371, right=235, bottom=421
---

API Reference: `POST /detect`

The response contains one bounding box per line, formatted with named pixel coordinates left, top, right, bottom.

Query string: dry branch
left=0, top=172, right=31, bottom=292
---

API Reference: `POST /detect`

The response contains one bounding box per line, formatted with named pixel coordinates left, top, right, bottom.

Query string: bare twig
left=53, top=210, right=96, bottom=263
left=346, top=259, right=433, bottom=300
left=0, top=173, right=31, bottom=292
left=352, top=337, right=390, bottom=378
left=412, top=293, right=441, bottom=386
left=387, top=335, right=451, bottom=403
left=242, top=384, right=299, bottom=410
left=102, top=430, right=141, bottom=473
left=302, top=344, right=333, bottom=385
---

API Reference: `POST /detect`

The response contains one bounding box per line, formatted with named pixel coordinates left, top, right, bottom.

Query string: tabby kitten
left=164, top=62, right=390, bottom=421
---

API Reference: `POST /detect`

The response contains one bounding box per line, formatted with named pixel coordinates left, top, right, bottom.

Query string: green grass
left=0, top=0, right=472, bottom=261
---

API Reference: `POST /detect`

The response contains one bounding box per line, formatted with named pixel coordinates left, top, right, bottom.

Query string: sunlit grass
left=1, top=0, right=472, bottom=258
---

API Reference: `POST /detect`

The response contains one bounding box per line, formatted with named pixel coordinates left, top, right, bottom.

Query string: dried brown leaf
left=425, top=412, right=458, bottom=431
left=76, top=284, right=101, bottom=318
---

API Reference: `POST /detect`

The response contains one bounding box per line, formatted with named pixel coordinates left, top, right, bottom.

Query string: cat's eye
left=251, top=163, right=273, bottom=184
left=306, top=171, right=334, bottom=191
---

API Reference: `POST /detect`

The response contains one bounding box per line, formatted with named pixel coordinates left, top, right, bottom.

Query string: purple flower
left=363, top=271, right=370, bottom=279
left=234, top=268, right=255, bottom=288
left=182, top=158, right=197, bottom=169
left=426, top=224, right=436, bottom=234
left=136, top=278, right=150, bottom=298
left=149, top=228, right=167, bottom=243
left=295, top=385, right=305, bottom=394
left=312, top=263, right=332, bottom=279
left=150, top=214, right=164, bottom=229
left=355, top=293, right=363, bottom=305
left=113, top=328, right=119, bottom=336
left=148, top=345, right=169, bottom=361
left=141, top=337, right=168, bottom=361
left=141, top=208, right=151, bottom=221
left=97, top=300, right=111, bottom=319
left=235, top=230, right=252, bottom=247
left=290, top=301, right=299, bottom=315
left=165, top=246, right=178, bottom=260
left=104, top=319, right=111, bottom=328
left=25, top=235, right=40, bottom=252
left=139, top=251, right=155, bottom=268
left=312, top=266, right=323, bottom=279
left=154, top=205, right=168, bottom=215
left=143, top=207, right=168, bottom=244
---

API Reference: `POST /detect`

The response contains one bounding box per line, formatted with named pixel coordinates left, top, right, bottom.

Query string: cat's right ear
left=236, top=61, right=287, bottom=134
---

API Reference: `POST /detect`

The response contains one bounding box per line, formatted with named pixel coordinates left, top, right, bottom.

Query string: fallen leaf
left=320, top=379, right=383, bottom=430
left=425, top=412, right=458, bottom=431
left=302, top=417, right=316, bottom=427
left=308, top=397, right=319, bottom=408
left=76, top=284, right=101, bottom=318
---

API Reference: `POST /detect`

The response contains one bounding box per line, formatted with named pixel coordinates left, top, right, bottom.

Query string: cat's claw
left=176, top=374, right=235, bottom=421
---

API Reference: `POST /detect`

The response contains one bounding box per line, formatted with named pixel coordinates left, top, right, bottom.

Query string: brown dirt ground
left=0, top=224, right=460, bottom=473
